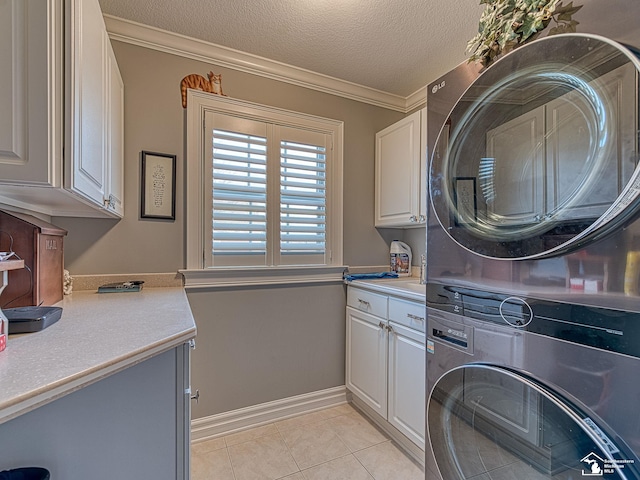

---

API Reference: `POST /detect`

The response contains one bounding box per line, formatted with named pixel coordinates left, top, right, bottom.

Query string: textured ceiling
left=98, top=0, right=485, bottom=97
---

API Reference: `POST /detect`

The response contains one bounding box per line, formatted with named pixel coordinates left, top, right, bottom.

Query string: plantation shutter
left=204, top=114, right=330, bottom=267
left=205, top=113, right=269, bottom=267
left=277, top=126, right=328, bottom=265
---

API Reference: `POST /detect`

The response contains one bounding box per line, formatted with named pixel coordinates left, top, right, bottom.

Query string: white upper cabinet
left=485, top=63, right=635, bottom=225
left=375, top=109, right=426, bottom=227
left=0, top=0, right=124, bottom=218
left=0, top=0, right=63, bottom=185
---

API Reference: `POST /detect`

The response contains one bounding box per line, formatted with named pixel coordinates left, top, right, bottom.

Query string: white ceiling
left=97, top=0, right=485, bottom=98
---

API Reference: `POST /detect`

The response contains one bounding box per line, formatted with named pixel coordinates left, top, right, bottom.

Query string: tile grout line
left=278, top=428, right=304, bottom=478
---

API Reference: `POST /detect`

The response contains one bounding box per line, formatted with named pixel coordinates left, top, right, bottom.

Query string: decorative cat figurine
left=180, top=71, right=226, bottom=108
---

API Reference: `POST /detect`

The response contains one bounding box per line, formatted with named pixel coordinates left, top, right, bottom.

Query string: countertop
left=0, top=287, right=196, bottom=426
left=346, top=277, right=426, bottom=303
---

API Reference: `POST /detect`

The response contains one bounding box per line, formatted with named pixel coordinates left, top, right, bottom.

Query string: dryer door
left=428, top=364, right=640, bottom=479
left=430, top=33, right=640, bottom=260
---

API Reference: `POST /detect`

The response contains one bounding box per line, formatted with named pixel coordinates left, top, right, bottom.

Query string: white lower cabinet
left=388, top=321, right=426, bottom=449
left=346, top=306, right=388, bottom=417
left=346, top=286, right=425, bottom=450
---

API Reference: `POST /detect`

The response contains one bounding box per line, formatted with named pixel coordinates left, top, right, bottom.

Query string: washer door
left=430, top=33, right=640, bottom=260
left=428, top=364, right=640, bottom=479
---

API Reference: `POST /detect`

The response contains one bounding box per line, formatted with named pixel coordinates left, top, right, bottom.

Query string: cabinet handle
left=190, top=389, right=200, bottom=403
left=407, top=313, right=425, bottom=322
left=103, top=194, right=122, bottom=209
left=358, top=298, right=371, bottom=308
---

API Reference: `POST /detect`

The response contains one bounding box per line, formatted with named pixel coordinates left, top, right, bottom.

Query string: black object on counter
left=5, top=306, right=62, bottom=334
left=97, top=280, right=144, bottom=293
left=0, top=467, right=50, bottom=480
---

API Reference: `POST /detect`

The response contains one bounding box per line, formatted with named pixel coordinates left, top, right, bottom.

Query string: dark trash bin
left=0, top=468, right=50, bottom=480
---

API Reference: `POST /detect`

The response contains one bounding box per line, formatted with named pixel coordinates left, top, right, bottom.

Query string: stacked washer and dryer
left=425, top=1, right=640, bottom=479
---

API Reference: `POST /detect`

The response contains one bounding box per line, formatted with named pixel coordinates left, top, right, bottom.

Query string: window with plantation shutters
left=202, top=110, right=338, bottom=268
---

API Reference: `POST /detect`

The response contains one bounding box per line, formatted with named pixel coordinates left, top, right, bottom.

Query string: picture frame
left=141, top=151, right=176, bottom=220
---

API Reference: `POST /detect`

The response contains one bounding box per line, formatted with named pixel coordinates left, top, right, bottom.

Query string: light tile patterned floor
left=191, top=403, right=424, bottom=480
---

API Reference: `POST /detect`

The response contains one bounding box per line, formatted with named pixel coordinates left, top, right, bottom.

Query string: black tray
left=5, top=306, right=62, bottom=334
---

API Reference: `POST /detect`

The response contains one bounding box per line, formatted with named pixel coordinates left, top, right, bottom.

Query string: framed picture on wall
left=141, top=151, right=177, bottom=220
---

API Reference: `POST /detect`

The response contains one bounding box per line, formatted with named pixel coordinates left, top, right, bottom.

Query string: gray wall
left=53, top=41, right=405, bottom=274
left=187, top=283, right=347, bottom=417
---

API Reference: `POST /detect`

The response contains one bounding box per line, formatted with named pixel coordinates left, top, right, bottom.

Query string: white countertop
left=0, top=287, right=196, bottom=425
left=346, top=277, right=426, bottom=303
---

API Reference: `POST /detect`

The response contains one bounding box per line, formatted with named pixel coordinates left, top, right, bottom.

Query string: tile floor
left=191, top=403, right=424, bottom=480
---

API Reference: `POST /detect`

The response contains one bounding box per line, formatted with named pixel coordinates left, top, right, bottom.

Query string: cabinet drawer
left=388, top=297, right=425, bottom=333
left=347, top=287, right=387, bottom=318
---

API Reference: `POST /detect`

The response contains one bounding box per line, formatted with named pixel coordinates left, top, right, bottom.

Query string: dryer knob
left=499, top=296, right=533, bottom=328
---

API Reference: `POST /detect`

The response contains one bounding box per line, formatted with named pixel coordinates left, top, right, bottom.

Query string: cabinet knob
left=419, top=215, right=426, bottom=222
left=378, top=321, right=386, bottom=329
left=409, top=215, right=417, bottom=223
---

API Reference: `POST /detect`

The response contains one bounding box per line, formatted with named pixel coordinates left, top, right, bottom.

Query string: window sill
left=179, top=265, right=347, bottom=289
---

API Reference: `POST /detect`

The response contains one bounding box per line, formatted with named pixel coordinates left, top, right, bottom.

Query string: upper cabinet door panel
left=546, top=63, right=637, bottom=219
left=66, top=0, right=107, bottom=206
left=375, top=111, right=421, bottom=227
left=0, top=0, right=62, bottom=185
left=486, top=106, right=545, bottom=222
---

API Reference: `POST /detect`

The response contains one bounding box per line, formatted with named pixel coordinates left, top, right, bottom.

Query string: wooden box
left=0, top=211, right=67, bottom=308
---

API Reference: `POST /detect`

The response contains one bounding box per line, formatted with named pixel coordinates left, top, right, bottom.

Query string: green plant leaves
left=467, top=0, right=583, bottom=66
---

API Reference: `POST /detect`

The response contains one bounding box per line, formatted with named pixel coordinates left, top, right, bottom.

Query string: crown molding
left=104, top=15, right=426, bottom=113
left=405, top=86, right=428, bottom=112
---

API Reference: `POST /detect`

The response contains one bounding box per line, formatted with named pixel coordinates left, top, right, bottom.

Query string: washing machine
left=425, top=2, right=640, bottom=479
left=426, top=287, right=640, bottom=479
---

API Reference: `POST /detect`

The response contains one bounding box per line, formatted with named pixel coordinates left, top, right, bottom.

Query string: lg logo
left=431, top=81, right=446, bottom=94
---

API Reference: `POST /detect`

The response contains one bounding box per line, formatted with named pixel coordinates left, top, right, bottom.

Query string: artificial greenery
left=467, top=0, right=583, bottom=66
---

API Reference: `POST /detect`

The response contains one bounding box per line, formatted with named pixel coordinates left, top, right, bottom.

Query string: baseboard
left=350, top=394, right=425, bottom=467
left=191, top=386, right=348, bottom=442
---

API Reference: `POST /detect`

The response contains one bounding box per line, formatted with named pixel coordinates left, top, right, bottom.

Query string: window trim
left=184, top=90, right=344, bottom=283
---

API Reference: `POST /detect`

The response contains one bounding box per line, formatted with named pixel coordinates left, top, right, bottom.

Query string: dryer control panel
left=427, top=283, right=640, bottom=358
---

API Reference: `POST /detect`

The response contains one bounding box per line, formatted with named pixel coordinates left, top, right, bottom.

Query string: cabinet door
left=419, top=108, right=428, bottom=222
left=177, top=341, right=193, bottom=480
left=346, top=306, right=388, bottom=417
left=105, top=41, right=124, bottom=217
left=66, top=0, right=108, bottom=207
left=388, top=322, right=425, bottom=449
left=375, top=111, right=421, bottom=227
left=546, top=63, right=636, bottom=220
left=486, top=107, right=545, bottom=223
left=0, top=0, right=62, bottom=185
